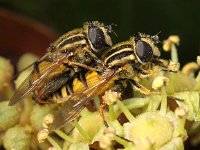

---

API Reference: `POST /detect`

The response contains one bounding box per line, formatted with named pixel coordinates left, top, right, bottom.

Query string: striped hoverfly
left=9, top=21, right=113, bottom=105
left=49, top=33, right=177, bottom=130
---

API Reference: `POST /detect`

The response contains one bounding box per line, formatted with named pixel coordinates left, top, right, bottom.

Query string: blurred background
left=0, top=0, right=200, bottom=149
left=0, top=0, right=200, bottom=65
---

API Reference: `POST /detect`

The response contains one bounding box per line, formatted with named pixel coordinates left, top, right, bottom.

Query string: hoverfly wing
left=12, top=52, right=51, bottom=80
left=9, top=75, right=31, bottom=106
left=9, top=53, right=70, bottom=106
left=12, top=63, right=34, bottom=80
left=49, top=94, right=88, bottom=130
left=50, top=70, right=116, bottom=130
left=49, top=87, right=101, bottom=130
left=34, top=75, right=71, bottom=101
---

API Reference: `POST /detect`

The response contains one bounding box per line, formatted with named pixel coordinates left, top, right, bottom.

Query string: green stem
left=73, top=121, right=91, bottom=142
left=171, top=43, right=179, bottom=63
left=55, top=130, right=76, bottom=143
left=93, top=96, right=100, bottom=109
left=109, top=104, right=116, bottom=121
left=174, top=117, right=187, bottom=139
left=47, top=136, right=62, bottom=150
left=116, top=100, right=134, bottom=122
left=168, top=73, right=175, bottom=94
left=113, top=135, right=130, bottom=147
left=160, top=87, right=167, bottom=115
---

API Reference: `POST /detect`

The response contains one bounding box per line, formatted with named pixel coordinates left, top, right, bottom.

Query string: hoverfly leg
left=134, top=67, right=151, bottom=78
left=99, top=102, right=109, bottom=127
left=33, top=54, right=55, bottom=73
left=77, top=71, right=88, bottom=88
left=68, top=61, right=102, bottom=72
left=130, top=79, right=151, bottom=95
left=43, top=55, right=54, bottom=62
left=33, top=96, right=55, bottom=104
left=33, top=61, right=40, bottom=73
left=84, top=48, right=106, bottom=67
left=152, top=59, right=177, bottom=73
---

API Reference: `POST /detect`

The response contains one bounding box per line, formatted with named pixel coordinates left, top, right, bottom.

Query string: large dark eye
left=136, top=41, right=153, bottom=63
left=88, top=25, right=106, bottom=52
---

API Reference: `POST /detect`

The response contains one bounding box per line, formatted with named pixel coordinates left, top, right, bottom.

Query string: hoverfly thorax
left=85, top=21, right=113, bottom=53
left=133, top=33, right=161, bottom=65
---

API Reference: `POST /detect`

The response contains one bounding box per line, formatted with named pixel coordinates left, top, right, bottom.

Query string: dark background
left=1, top=0, right=200, bottom=65
left=0, top=0, right=200, bottom=149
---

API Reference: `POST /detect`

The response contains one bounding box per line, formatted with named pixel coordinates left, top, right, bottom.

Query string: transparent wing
left=9, top=53, right=70, bottom=106
left=13, top=52, right=52, bottom=79
left=9, top=75, right=31, bottom=105
left=34, top=74, right=73, bottom=100
left=49, top=70, right=116, bottom=130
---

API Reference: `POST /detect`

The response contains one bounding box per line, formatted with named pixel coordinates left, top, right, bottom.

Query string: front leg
left=134, top=66, right=152, bottom=78
left=83, top=47, right=106, bottom=67
left=129, top=79, right=151, bottom=95
left=152, top=59, right=178, bottom=73
left=68, top=61, right=102, bottom=72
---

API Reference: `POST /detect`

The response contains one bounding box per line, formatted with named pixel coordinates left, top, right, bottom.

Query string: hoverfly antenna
left=156, top=31, right=162, bottom=35
left=106, top=23, right=118, bottom=37
left=152, top=31, right=162, bottom=43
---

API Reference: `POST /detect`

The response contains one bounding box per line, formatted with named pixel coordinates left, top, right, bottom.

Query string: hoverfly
left=9, top=21, right=113, bottom=105
left=49, top=33, right=176, bottom=130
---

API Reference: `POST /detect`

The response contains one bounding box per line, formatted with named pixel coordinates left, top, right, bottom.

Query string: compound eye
left=136, top=41, right=153, bottom=63
left=88, top=25, right=106, bottom=52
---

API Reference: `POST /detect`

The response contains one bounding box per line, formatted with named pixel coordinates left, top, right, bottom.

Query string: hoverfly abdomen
left=50, top=71, right=102, bottom=104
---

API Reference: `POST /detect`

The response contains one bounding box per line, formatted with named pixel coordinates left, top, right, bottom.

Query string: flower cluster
left=0, top=36, right=200, bottom=150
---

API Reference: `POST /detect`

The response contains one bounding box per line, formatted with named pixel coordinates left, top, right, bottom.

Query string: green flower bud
left=124, top=112, right=174, bottom=149
left=14, top=70, right=32, bottom=89
left=30, top=104, right=56, bottom=131
left=0, top=56, right=14, bottom=92
left=67, top=143, right=89, bottom=150
left=17, top=53, right=38, bottom=72
left=159, top=137, right=184, bottom=150
left=0, top=101, right=20, bottom=131
left=72, top=109, right=104, bottom=143
left=3, top=126, right=31, bottom=150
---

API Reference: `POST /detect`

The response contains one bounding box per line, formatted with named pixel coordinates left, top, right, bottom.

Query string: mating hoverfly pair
left=9, top=21, right=174, bottom=130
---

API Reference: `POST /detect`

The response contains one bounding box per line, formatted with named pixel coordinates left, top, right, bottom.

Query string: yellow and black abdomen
left=51, top=71, right=101, bottom=102
left=50, top=70, right=117, bottom=103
